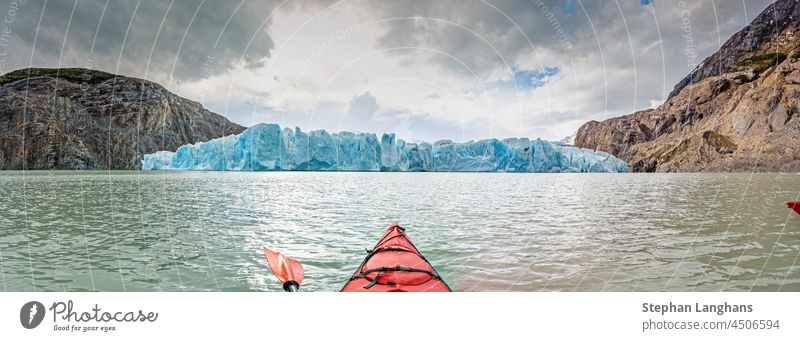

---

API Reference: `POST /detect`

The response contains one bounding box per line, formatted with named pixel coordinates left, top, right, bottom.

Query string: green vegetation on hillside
left=738, top=52, right=787, bottom=76
left=0, top=68, right=117, bottom=86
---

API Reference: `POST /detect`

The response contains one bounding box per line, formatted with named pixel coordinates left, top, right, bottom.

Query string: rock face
left=0, top=68, right=244, bottom=169
left=575, top=0, right=800, bottom=172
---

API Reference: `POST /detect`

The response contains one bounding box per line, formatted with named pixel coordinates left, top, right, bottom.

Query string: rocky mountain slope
left=575, top=0, right=800, bottom=172
left=0, top=68, right=244, bottom=169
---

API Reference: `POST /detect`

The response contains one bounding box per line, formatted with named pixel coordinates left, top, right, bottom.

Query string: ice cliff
left=142, top=123, right=627, bottom=172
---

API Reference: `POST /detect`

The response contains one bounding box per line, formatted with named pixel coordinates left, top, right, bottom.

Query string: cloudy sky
left=0, top=0, right=775, bottom=142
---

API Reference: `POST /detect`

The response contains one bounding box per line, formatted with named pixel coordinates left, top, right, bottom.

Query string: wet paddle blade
left=262, top=246, right=304, bottom=287
left=786, top=201, right=800, bottom=215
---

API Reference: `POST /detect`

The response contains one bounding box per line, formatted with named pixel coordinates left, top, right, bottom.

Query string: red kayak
left=341, top=223, right=451, bottom=292
left=787, top=201, right=800, bottom=215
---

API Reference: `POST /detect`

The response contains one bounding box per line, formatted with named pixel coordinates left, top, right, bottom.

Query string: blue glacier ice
left=141, top=123, right=627, bottom=172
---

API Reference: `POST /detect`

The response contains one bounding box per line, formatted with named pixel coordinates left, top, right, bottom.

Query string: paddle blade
left=262, top=246, right=304, bottom=286
left=786, top=201, right=800, bottom=215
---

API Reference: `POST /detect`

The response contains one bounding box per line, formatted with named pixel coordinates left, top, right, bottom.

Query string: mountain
left=575, top=0, right=800, bottom=172
left=0, top=68, right=244, bottom=170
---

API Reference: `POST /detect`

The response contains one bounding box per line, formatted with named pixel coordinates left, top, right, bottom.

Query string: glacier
left=141, top=123, right=627, bottom=172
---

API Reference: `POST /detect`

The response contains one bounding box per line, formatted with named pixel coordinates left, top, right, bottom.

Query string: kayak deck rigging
left=341, top=223, right=452, bottom=292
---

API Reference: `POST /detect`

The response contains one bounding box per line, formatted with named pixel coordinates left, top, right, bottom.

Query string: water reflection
left=0, top=171, right=798, bottom=291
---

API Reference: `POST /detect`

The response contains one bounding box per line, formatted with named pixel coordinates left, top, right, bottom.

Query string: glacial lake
left=0, top=171, right=798, bottom=292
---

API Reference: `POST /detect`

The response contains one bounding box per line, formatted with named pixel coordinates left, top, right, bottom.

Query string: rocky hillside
left=0, top=68, right=244, bottom=169
left=575, top=0, right=800, bottom=172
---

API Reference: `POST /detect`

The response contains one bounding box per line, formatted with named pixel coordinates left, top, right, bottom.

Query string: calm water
left=0, top=171, right=798, bottom=292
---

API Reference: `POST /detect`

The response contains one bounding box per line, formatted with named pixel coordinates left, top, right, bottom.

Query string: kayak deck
left=341, top=223, right=452, bottom=292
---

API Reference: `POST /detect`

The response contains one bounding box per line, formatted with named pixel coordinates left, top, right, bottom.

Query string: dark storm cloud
left=1, top=0, right=281, bottom=82
left=372, top=0, right=583, bottom=76
left=1, top=0, right=774, bottom=92
left=0, top=0, right=779, bottom=137
left=369, top=0, right=775, bottom=123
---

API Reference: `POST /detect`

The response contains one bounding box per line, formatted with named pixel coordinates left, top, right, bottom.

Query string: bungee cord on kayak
left=262, top=223, right=451, bottom=292
left=341, top=223, right=451, bottom=292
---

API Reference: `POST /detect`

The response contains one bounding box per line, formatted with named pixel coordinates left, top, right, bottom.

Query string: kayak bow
left=787, top=201, right=800, bottom=215
left=341, top=223, right=451, bottom=292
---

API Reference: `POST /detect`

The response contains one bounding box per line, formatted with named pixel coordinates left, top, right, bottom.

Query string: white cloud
left=159, top=0, right=774, bottom=142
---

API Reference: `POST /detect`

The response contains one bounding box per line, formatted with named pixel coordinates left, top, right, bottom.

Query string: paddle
left=787, top=201, right=800, bottom=215
left=262, top=246, right=304, bottom=292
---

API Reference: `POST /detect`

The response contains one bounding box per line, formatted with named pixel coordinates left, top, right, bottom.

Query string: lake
left=0, top=171, right=798, bottom=291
